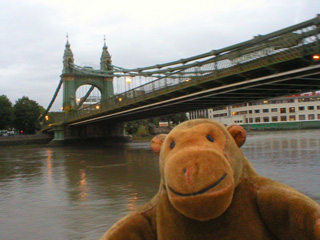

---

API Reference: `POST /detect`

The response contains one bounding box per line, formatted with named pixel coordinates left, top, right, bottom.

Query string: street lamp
left=125, top=76, right=132, bottom=84
left=313, top=54, right=320, bottom=61
left=125, top=76, right=132, bottom=91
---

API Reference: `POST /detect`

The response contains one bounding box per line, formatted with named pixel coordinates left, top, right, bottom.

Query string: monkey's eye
left=170, top=141, right=176, bottom=149
left=206, top=134, right=214, bottom=142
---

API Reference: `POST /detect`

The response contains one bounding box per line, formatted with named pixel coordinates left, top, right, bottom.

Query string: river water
left=0, top=129, right=319, bottom=240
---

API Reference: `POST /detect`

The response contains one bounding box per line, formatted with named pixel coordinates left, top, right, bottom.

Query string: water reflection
left=53, top=144, right=161, bottom=239
left=0, top=130, right=319, bottom=240
left=46, top=149, right=53, bottom=185
left=127, top=192, right=139, bottom=211
left=242, top=129, right=320, bottom=202
left=78, top=169, right=88, bottom=200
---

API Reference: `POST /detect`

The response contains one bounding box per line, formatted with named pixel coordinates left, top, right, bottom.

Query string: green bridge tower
left=61, top=38, right=114, bottom=112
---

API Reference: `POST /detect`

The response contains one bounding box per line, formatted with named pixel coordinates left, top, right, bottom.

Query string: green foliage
left=13, top=96, right=43, bottom=134
left=162, top=113, right=188, bottom=125
left=136, top=125, right=149, bottom=137
left=126, top=121, right=140, bottom=135
left=125, top=113, right=188, bottom=136
left=125, top=119, right=154, bottom=135
left=0, top=95, right=14, bottom=129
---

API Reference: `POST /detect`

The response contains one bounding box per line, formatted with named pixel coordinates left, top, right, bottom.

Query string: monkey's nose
left=183, top=165, right=199, bottom=185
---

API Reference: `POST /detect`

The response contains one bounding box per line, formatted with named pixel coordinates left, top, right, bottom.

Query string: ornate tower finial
left=100, top=36, right=112, bottom=71
left=103, top=35, right=107, bottom=49
left=66, top=32, right=70, bottom=46
left=63, top=33, right=74, bottom=73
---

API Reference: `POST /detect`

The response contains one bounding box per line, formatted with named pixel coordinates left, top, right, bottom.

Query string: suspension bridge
left=42, top=15, right=320, bottom=143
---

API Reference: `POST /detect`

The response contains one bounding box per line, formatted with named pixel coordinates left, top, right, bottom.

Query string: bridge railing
left=64, top=16, right=320, bottom=123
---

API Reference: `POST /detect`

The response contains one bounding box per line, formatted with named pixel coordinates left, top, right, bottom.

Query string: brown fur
left=100, top=119, right=320, bottom=240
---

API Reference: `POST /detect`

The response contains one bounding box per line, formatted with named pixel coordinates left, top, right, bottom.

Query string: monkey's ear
left=151, top=134, right=167, bottom=155
left=226, top=125, right=247, bottom=148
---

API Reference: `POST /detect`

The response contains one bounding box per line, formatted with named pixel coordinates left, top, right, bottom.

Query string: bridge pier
left=50, top=122, right=131, bottom=146
left=51, top=124, right=65, bottom=141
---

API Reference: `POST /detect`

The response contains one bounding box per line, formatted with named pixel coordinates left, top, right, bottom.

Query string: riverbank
left=0, top=134, right=53, bottom=147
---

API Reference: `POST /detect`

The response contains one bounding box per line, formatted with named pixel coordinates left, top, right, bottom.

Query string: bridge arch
left=75, top=84, right=102, bottom=108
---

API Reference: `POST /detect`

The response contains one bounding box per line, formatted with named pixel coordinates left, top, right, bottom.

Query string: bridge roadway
left=67, top=64, right=320, bottom=126
left=62, top=16, right=320, bottom=126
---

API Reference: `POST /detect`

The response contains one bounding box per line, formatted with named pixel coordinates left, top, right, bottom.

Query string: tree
left=0, top=95, right=14, bottom=129
left=125, top=113, right=188, bottom=136
left=164, top=113, right=188, bottom=126
left=136, top=125, right=149, bottom=137
left=13, top=96, right=43, bottom=134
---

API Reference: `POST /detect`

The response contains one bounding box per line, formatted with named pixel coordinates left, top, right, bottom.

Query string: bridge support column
left=49, top=122, right=130, bottom=146
left=70, top=122, right=128, bottom=141
left=49, top=124, right=66, bottom=145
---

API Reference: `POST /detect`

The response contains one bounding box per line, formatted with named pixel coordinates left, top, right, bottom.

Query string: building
left=189, top=92, right=320, bottom=130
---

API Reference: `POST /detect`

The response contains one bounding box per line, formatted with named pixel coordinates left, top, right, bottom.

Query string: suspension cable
left=39, top=78, right=63, bottom=121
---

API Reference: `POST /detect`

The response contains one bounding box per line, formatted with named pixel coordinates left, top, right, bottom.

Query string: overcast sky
left=0, top=0, right=319, bottom=111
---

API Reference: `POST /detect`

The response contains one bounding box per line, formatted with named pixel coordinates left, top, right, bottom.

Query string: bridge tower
left=61, top=38, right=114, bottom=112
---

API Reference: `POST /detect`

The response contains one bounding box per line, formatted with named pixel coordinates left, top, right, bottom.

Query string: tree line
left=0, top=95, right=44, bottom=134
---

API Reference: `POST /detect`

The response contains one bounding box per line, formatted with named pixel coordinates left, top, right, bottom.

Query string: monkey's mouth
left=168, top=173, right=227, bottom=197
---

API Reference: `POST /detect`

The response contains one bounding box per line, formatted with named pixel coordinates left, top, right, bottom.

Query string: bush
left=136, top=125, right=149, bottom=137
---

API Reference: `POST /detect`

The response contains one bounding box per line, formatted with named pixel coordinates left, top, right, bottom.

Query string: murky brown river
left=0, top=129, right=319, bottom=240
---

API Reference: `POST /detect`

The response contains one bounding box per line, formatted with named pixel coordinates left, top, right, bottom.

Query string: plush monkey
left=101, top=119, right=320, bottom=240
